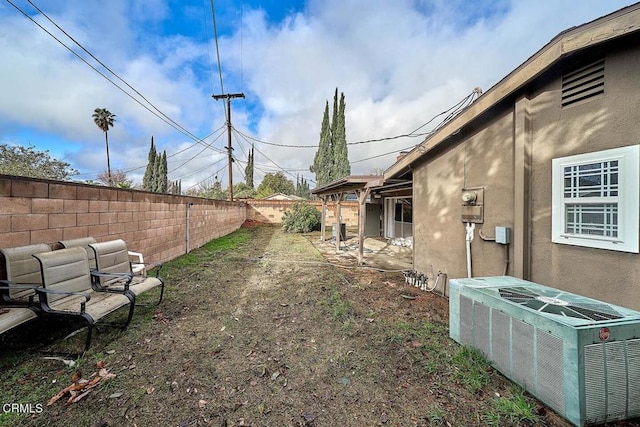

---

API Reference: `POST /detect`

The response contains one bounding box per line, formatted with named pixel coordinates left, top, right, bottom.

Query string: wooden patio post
left=335, top=193, right=343, bottom=253
left=320, top=196, right=327, bottom=242
left=357, top=188, right=370, bottom=265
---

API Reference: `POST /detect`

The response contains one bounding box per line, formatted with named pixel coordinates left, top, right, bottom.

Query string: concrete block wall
left=245, top=199, right=359, bottom=226
left=0, top=175, right=246, bottom=266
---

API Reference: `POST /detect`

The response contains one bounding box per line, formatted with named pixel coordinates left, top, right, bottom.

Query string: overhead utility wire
left=179, top=155, right=227, bottom=180
left=201, top=0, right=216, bottom=92
left=184, top=161, right=228, bottom=192
left=233, top=128, right=315, bottom=184
left=229, top=89, right=479, bottom=150
left=350, top=90, right=480, bottom=165
left=19, top=0, right=224, bottom=156
left=120, top=123, right=227, bottom=175
left=209, top=0, right=228, bottom=120
left=169, top=126, right=228, bottom=173
left=232, top=127, right=427, bottom=149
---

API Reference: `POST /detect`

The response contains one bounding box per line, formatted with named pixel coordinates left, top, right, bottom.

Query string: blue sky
left=0, top=0, right=634, bottom=191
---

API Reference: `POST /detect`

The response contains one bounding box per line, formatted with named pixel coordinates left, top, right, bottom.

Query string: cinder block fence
left=0, top=175, right=246, bottom=265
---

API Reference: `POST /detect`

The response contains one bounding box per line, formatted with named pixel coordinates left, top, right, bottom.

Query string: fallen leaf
left=146, top=386, right=155, bottom=394
left=71, top=372, right=81, bottom=383
left=109, top=393, right=123, bottom=399
left=198, top=399, right=207, bottom=409
left=96, top=361, right=105, bottom=369
left=99, top=368, right=116, bottom=380
left=72, top=389, right=92, bottom=403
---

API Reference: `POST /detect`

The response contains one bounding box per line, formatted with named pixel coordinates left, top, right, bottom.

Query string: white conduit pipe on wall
left=465, top=222, right=476, bottom=278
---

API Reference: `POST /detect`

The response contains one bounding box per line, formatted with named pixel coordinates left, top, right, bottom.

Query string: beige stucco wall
left=412, top=39, right=640, bottom=309
left=528, top=43, right=640, bottom=309
left=413, top=110, right=514, bottom=293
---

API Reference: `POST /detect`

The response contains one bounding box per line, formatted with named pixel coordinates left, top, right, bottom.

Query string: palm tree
left=92, top=108, right=116, bottom=185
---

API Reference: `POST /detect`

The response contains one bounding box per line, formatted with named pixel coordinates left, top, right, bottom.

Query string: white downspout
left=465, top=222, right=475, bottom=278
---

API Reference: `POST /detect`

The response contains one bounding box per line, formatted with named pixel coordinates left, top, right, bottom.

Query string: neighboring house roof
left=262, top=193, right=305, bottom=201
left=385, top=3, right=640, bottom=180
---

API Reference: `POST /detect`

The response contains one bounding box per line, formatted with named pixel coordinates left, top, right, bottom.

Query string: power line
left=229, top=89, right=479, bottom=149
left=8, top=0, right=225, bottom=159
left=201, top=0, right=216, bottom=93
left=120, top=124, right=228, bottom=175
left=210, top=0, right=225, bottom=97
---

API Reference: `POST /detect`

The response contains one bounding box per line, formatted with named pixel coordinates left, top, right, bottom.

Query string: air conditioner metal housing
left=449, top=276, right=640, bottom=426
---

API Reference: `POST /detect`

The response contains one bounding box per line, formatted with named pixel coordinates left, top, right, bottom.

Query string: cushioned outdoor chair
left=0, top=244, right=52, bottom=340
left=59, top=237, right=99, bottom=270
left=89, top=239, right=164, bottom=305
left=0, top=304, right=38, bottom=337
left=60, top=237, right=146, bottom=275
left=0, top=243, right=51, bottom=305
left=32, top=247, right=135, bottom=352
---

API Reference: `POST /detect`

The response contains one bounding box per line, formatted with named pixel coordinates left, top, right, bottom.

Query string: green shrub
left=282, top=202, right=321, bottom=233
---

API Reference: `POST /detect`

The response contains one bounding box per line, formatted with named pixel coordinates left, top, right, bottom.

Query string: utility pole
left=212, top=92, right=245, bottom=201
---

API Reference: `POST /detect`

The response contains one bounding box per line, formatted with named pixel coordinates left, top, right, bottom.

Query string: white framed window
left=552, top=145, right=639, bottom=253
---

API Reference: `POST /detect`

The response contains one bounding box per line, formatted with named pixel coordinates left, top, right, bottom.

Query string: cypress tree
left=245, top=145, right=254, bottom=189
left=332, top=91, right=350, bottom=179
left=330, top=87, right=339, bottom=158
left=143, top=136, right=156, bottom=191
left=158, top=151, right=168, bottom=193
left=312, top=102, right=334, bottom=185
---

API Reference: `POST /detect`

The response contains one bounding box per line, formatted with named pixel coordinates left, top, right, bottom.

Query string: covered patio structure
left=311, top=175, right=413, bottom=265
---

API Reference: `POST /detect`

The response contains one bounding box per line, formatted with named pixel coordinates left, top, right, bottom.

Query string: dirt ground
left=1, top=223, right=639, bottom=427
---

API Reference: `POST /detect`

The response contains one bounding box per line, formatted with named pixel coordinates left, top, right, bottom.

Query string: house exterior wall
left=411, top=37, right=640, bottom=310
left=528, top=42, right=640, bottom=308
left=413, top=110, right=515, bottom=291
left=0, top=175, right=246, bottom=269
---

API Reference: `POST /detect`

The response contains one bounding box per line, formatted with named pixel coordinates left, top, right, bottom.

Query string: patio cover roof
left=311, top=175, right=383, bottom=198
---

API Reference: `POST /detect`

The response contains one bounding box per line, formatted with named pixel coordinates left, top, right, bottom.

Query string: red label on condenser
left=599, top=327, right=610, bottom=341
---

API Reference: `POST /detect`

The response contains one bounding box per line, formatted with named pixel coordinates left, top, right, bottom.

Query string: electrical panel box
left=495, top=226, right=510, bottom=244
left=461, top=187, right=484, bottom=223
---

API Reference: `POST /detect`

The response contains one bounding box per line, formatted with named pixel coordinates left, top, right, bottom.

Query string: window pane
left=565, top=203, right=618, bottom=237
left=563, top=160, right=619, bottom=198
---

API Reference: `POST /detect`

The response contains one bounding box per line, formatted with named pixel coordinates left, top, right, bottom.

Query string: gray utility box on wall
left=495, top=226, right=511, bottom=244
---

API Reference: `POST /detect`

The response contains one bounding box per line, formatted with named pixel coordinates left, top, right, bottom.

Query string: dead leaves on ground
left=47, top=361, right=117, bottom=406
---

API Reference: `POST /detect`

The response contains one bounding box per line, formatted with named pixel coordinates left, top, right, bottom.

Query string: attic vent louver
left=562, top=58, right=604, bottom=107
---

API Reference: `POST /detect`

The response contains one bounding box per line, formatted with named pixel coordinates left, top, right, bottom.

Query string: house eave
left=384, top=3, right=640, bottom=180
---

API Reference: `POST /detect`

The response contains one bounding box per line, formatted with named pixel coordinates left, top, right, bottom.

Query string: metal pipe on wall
left=465, top=222, right=475, bottom=278
left=186, top=203, right=193, bottom=253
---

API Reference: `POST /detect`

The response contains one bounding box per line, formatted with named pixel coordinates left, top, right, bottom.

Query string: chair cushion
left=0, top=307, right=37, bottom=334
left=32, top=248, right=92, bottom=303
left=49, top=291, right=131, bottom=320
left=104, top=276, right=162, bottom=297
left=0, top=243, right=51, bottom=299
left=59, top=237, right=98, bottom=270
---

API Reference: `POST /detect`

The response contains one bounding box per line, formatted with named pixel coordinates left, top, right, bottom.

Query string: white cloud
left=0, top=0, right=633, bottom=189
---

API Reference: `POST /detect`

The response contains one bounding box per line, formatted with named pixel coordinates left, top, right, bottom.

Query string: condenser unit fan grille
left=498, top=287, right=623, bottom=321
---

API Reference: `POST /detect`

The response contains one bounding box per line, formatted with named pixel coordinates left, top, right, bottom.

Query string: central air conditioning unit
left=449, top=276, right=640, bottom=427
